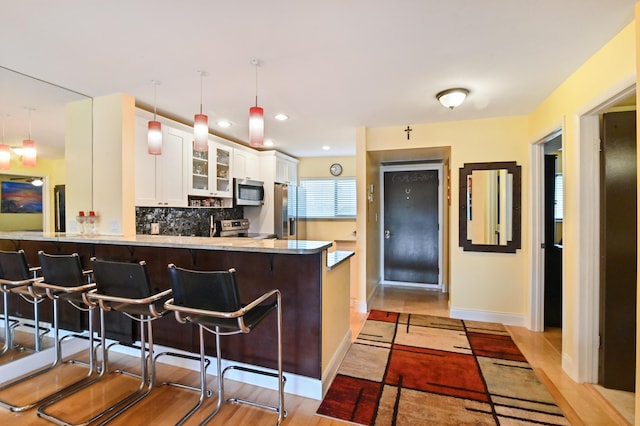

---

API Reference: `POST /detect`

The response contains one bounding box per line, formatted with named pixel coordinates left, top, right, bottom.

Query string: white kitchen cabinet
left=233, top=148, right=260, bottom=180
left=275, top=153, right=298, bottom=185
left=189, top=140, right=233, bottom=198
left=135, top=117, right=188, bottom=207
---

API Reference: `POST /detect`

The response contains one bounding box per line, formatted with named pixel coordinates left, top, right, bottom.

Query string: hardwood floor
left=0, top=286, right=633, bottom=425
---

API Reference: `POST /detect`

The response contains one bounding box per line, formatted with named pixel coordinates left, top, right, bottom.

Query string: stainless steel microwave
left=234, top=178, right=264, bottom=206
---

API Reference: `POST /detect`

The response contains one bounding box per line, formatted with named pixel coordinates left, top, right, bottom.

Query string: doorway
left=380, top=163, right=443, bottom=289
left=544, top=136, right=563, bottom=328
left=530, top=83, right=636, bottom=395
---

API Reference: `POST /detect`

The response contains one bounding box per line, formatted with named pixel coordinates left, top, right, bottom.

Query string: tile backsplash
left=136, top=206, right=244, bottom=236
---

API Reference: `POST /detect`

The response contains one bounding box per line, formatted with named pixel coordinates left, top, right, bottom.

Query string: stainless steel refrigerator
left=274, top=183, right=296, bottom=239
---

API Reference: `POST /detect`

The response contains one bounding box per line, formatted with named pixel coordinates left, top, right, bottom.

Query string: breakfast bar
left=0, top=232, right=353, bottom=399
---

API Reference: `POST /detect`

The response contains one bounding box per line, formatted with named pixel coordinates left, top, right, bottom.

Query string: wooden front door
left=382, top=166, right=441, bottom=286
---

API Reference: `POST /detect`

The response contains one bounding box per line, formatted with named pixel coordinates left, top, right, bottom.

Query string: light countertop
left=0, top=232, right=332, bottom=255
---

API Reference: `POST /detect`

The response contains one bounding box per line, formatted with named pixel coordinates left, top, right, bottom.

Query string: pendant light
left=249, top=59, right=264, bottom=147
left=22, top=108, right=36, bottom=167
left=147, top=80, right=162, bottom=155
left=193, top=70, right=208, bottom=152
left=0, top=116, right=9, bottom=170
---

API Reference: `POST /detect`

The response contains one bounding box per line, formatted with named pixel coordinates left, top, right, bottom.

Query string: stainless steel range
left=217, top=219, right=250, bottom=237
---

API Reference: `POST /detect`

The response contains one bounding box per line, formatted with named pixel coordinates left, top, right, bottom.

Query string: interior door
left=599, top=110, right=637, bottom=392
left=382, top=166, right=441, bottom=286
left=544, top=155, right=562, bottom=328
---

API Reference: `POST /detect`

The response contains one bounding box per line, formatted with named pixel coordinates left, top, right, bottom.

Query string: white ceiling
left=0, top=1, right=636, bottom=159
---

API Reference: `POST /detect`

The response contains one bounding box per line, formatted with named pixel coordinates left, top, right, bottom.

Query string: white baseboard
left=449, top=307, right=526, bottom=327
left=351, top=298, right=367, bottom=313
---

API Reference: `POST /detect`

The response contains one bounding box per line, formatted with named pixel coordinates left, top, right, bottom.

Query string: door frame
left=529, top=81, right=635, bottom=384
left=530, top=129, right=562, bottom=332
left=379, top=162, right=444, bottom=290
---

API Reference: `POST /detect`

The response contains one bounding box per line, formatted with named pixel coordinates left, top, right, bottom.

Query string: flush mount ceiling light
left=249, top=59, right=264, bottom=148
left=147, top=80, right=162, bottom=155
left=193, top=70, right=209, bottom=152
left=436, top=88, right=469, bottom=110
left=22, top=107, right=37, bottom=167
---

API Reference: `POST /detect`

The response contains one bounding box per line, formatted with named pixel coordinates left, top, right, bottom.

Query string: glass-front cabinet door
left=215, top=145, right=231, bottom=195
left=189, top=141, right=233, bottom=198
left=191, top=146, right=210, bottom=195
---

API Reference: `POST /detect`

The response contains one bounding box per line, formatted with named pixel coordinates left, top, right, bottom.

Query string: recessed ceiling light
left=274, top=113, right=289, bottom=121
left=322, top=145, right=330, bottom=151
left=264, top=139, right=275, bottom=147
left=217, top=120, right=232, bottom=128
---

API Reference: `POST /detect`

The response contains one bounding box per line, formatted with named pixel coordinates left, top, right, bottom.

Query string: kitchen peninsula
left=0, top=232, right=353, bottom=399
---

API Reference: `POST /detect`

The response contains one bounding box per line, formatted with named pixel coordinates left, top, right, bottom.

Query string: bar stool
left=38, top=258, right=207, bottom=425
left=165, top=264, right=286, bottom=425
left=0, top=249, right=44, bottom=355
left=0, top=251, right=98, bottom=412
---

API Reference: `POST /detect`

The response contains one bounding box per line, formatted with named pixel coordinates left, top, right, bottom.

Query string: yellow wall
left=0, top=157, right=65, bottom=232
left=297, top=156, right=357, bottom=244
left=529, top=19, right=636, bottom=380
left=363, top=117, right=529, bottom=319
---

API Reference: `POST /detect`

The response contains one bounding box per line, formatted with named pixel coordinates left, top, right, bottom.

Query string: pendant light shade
left=147, top=120, right=162, bottom=155
left=22, top=108, right=36, bottom=167
left=148, top=80, right=162, bottom=155
left=249, top=106, right=264, bottom=147
left=0, top=144, right=10, bottom=170
left=249, top=59, right=264, bottom=147
left=22, top=139, right=37, bottom=167
left=0, top=117, right=8, bottom=170
left=193, top=71, right=209, bottom=152
left=193, top=113, right=209, bottom=152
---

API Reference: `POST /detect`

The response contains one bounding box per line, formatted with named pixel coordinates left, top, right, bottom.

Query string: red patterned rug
left=317, top=310, right=570, bottom=425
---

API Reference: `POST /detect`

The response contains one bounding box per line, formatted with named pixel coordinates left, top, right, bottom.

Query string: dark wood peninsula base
left=0, top=234, right=352, bottom=399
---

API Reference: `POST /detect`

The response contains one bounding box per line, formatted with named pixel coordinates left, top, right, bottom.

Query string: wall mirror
left=459, top=161, right=521, bottom=253
left=0, top=66, right=92, bottom=365
left=0, top=65, right=92, bottom=233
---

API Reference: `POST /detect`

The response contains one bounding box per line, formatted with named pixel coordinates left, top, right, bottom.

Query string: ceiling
left=0, top=1, right=636, bottom=160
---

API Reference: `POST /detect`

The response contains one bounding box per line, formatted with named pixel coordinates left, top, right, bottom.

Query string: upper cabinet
left=275, top=153, right=298, bottom=185
left=135, top=117, right=188, bottom=207
left=233, top=148, right=260, bottom=181
left=188, top=139, right=233, bottom=198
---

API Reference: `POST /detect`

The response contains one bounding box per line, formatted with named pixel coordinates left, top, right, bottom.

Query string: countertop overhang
left=0, top=232, right=332, bottom=255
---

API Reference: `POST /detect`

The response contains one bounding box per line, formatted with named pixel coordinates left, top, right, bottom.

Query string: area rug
left=317, top=310, right=569, bottom=425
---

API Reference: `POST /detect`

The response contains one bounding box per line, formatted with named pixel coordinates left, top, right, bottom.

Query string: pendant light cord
left=27, top=108, right=32, bottom=139
left=199, top=71, right=204, bottom=114
left=254, top=61, right=259, bottom=107
left=152, top=80, right=158, bottom=120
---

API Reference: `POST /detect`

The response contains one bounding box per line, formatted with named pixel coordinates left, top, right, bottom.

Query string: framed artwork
left=1, top=181, right=43, bottom=213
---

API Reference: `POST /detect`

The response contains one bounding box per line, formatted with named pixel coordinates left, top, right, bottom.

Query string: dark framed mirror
left=459, top=161, right=521, bottom=253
